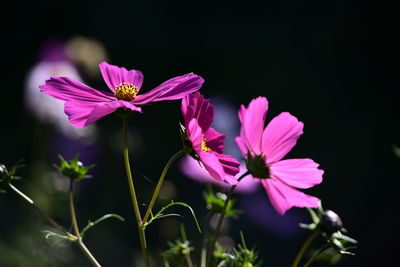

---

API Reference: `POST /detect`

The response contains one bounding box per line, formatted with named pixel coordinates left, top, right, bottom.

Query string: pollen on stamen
left=201, top=135, right=212, bottom=152
left=114, top=82, right=138, bottom=101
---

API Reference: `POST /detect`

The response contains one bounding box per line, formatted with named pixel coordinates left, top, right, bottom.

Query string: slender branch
left=9, top=183, right=70, bottom=237
left=291, top=231, right=321, bottom=267
left=206, top=171, right=250, bottom=266
left=69, top=180, right=102, bottom=267
left=121, top=115, right=150, bottom=267
left=10, top=181, right=101, bottom=266
left=76, top=240, right=102, bottom=267
left=303, top=244, right=329, bottom=267
left=142, top=150, right=184, bottom=225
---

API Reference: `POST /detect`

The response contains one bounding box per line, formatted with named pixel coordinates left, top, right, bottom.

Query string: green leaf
left=149, top=201, right=201, bottom=233
left=332, top=232, right=358, bottom=244
left=299, top=223, right=317, bottom=230
left=306, top=208, right=320, bottom=224
left=42, top=230, right=74, bottom=242
left=80, top=213, right=124, bottom=237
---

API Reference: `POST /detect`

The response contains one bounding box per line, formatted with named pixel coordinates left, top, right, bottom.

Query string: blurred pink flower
left=24, top=40, right=96, bottom=140
left=181, top=92, right=240, bottom=185
left=236, top=97, right=323, bottom=215
left=40, top=62, right=204, bottom=128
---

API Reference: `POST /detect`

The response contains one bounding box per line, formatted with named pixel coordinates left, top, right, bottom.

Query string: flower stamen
left=201, top=135, right=212, bottom=152
left=114, top=82, right=138, bottom=101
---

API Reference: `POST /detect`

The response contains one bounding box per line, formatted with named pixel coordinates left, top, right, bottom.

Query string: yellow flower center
left=114, top=82, right=138, bottom=101
left=201, top=135, right=212, bottom=152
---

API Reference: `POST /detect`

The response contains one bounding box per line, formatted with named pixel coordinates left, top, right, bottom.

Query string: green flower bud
left=54, top=154, right=94, bottom=182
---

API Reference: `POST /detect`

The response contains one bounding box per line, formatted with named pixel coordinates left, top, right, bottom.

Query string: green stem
left=121, top=115, right=150, bottom=267
left=69, top=180, right=102, bottom=267
left=69, top=181, right=81, bottom=238
left=142, top=150, right=184, bottom=225
left=291, top=231, right=321, bottom=267
left=185, top=254, right=194, bottom=267
left=200, top=245, right=207, bottom=267
left=9, top=183, right=70, bottom=237
left=303, top=244, right=329, bottom=267
left=206, top=171, right=250, bottom=266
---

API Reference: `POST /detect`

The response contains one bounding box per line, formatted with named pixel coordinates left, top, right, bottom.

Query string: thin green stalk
left=181, top=224, right=194, bottom=267
left=206, top=172, right=250, bottom=266
left=291, top=231, right=321, bottom=267
left=303, top=244, right=329, bottom=267
left=9, top=183, right=71, bottom=237
left=186, top=254, right=194, bottom=267
left=121, top=115, right=150, bottom=267
left=200, top=245, right=207, bottom=267
left=69, top=181, right=81, bottom=238
left=69, top=180, right=102, bottom=267
left=142, top=150, right=184, bottom=225
left=10, top=181, right=101, bottom=266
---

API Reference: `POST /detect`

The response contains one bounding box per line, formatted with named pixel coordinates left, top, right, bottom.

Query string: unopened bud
left=320, top=210, right=343, bottom=234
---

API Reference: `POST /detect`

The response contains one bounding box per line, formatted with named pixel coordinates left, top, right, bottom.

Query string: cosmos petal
left=64, top=100, right=141, bottom=128
left=198, top=151, right=238, bottom=185
left=134, top=73, right=204, bottom=105
left=181, top=92, right=214, bottom=131
left=261, top=179, right=319, bottom=215
left=215, top=153, right=240, bottom=177
left=262, top=112, right=304, bottom=164
left=204, top=127, right=225, bottom=154
left=238, top=97, right=269, bottom=155
left=187, top=118, right=203, bottom=151
left=99, top=62, right=144, bottom=92
left=40, top=77, right=115, bottom=102
left=269, top=159, right=324, bottom=189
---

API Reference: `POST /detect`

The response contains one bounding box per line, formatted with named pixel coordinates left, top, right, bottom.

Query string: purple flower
left=236, top=97, right=324, bottom=215
left=40, top=62, right=204, bottom=128
left=181, top=93, right=240, bottom=185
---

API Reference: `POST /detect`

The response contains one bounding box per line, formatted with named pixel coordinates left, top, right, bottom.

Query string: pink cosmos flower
left=181, top=92, right=240, bottom=185
left=235, top=97, right=323, bottom=215
left=180, top=156, right=259, bottom=194
left=40, top=62, right=204, bottom=128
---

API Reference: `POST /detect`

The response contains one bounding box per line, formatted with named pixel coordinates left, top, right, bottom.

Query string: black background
left=1, top=0, right=399, bottom=266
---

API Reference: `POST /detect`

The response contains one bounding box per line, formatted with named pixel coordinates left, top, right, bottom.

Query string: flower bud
left=54, top=154, right=94, bottom=181
left=320, top=210, right=343, bottom=234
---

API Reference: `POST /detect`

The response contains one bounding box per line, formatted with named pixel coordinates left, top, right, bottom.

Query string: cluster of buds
left=213, top=232, right=261, bottom=267
left=300, top=201, right=357, bottom=259
left=161, top=239, right=194, bottom=266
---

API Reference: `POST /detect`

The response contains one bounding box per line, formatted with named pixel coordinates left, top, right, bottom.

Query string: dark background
left=1, top=0, right=399, bottom=266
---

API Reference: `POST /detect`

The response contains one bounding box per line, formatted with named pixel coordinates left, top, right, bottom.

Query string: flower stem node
left=54, top=154, right=94, bottom=182
left=245, top=154, right=270, bottom=179
left=320, top=210, right=343, bottom=234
